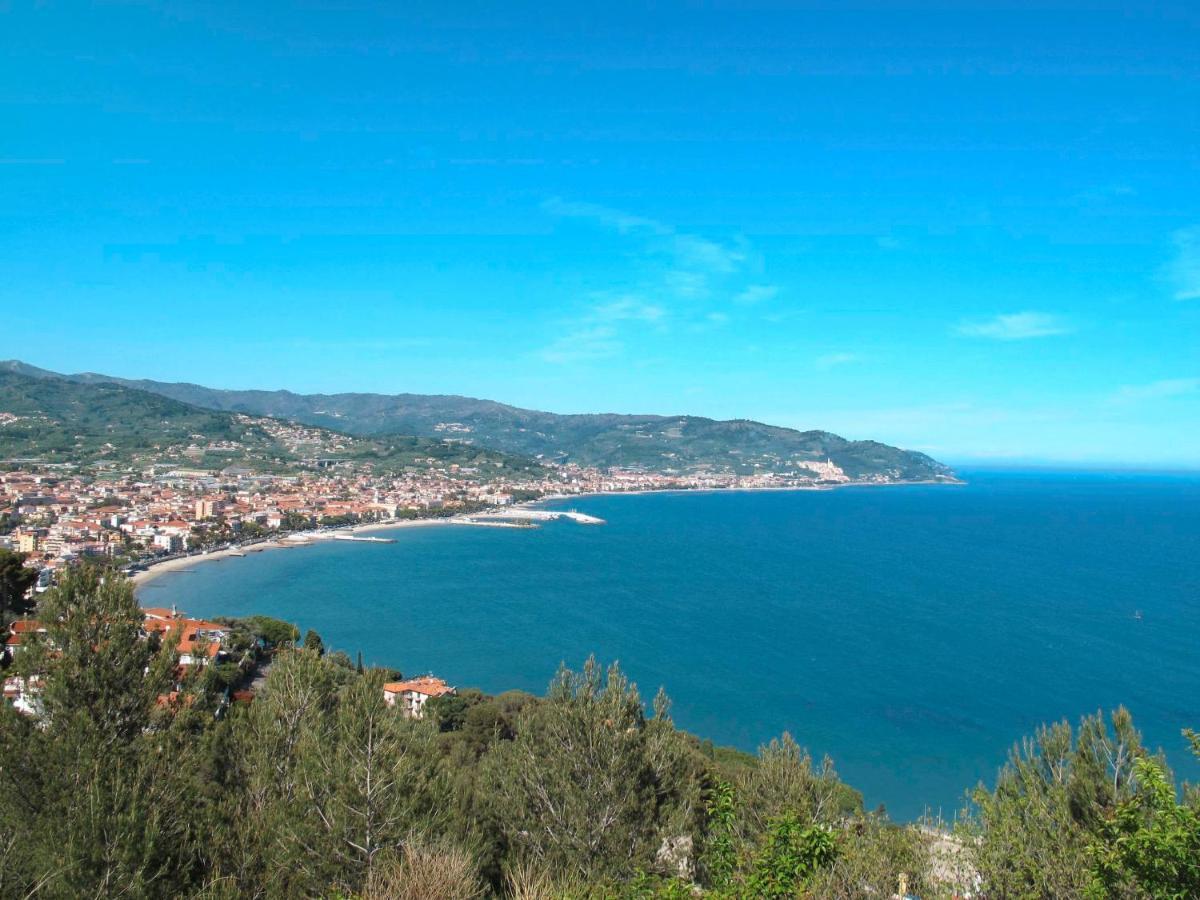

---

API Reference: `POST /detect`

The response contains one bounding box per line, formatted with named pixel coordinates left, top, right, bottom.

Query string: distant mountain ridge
left=0, top=360, right=956, bottom=481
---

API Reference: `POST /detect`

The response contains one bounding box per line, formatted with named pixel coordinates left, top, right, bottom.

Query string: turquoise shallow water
left=139, top=470, right=1200, bottom=820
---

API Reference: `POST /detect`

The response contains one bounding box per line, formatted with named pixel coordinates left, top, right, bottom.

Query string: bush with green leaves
left=744, top=814, right=838, bottom=899
left=1086, top=736, right=1200, bottom=899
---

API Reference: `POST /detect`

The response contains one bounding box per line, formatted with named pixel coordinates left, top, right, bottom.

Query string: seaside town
left=0, top=455, right=850, bottom=718
left=0, top=455, right=851, bottom=580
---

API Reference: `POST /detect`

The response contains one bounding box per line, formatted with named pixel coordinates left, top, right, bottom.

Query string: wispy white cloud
left=956, top=311, right=1073, bottom=341
left=815, top=352, right=861, bottom=370
left=538, top=295, right=665, bottom=364
left=1169, top=226, right=1200, bottom=301
left=540, top=198, right=669, bottom=236
left=664, top=270, right=709, bottom=299
left=734, top=284, right=779, bottom=305
left=590, top=296, right=665, bottom=323
left=542, top=197, right=749, bottom=290
left=672, top=234, right=744, bottom=274
left=539, top=325, right=621, bottom=365
left=540, top=198, right=770, bottom=362
left=1110, top=377, right=1200, bottom=404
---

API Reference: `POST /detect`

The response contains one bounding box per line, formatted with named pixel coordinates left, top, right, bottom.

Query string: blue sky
left=2, top=1, right=1198, bottom=466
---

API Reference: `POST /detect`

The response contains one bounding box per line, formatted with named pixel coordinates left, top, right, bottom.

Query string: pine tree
left=303, top=628, right=325, bottom=656
left=285, top=669, right=446, bottom=891
left=484, top=657, right=698, bottom=882
left=0, top=547, right=37, bottom=626
left=0, top=567, right=193, bottom=896
left=965, top=707, right=1147, bottom=897
left=228, top=646, right=338, bottom=895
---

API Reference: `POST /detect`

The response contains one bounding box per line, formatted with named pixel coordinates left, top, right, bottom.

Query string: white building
left=382, top=676, right=455, bottom=719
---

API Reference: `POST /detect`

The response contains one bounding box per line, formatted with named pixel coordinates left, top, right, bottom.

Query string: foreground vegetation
left=0, top=570, right=1196, bottom=898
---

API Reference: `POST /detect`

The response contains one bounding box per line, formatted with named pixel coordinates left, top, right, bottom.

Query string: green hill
left=1, top=361, right=956, bottom=481
left=0, top=368, right=541, bottom=476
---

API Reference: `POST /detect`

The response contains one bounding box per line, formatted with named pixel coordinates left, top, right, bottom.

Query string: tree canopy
left=0, top=547, right=37, bottom=625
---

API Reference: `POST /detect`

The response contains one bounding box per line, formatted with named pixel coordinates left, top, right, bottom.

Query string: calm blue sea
left=139, top=470, right=1200, bottom=820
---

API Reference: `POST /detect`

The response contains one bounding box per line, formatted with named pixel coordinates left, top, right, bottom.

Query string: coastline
left=537, top=476, right=964, bottom=503
left=132, top=477, right=961, bottom=592
left=131, top=516, right=463, bottom=589
left=121, top=470, right=1199, bottom=823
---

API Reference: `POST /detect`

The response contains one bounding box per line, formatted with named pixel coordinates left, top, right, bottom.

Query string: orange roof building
left=382, top=676, right=455, bottom=719
left=141, top=608, right=228, bottom=666
left=4, top=620, right=47, bottom=656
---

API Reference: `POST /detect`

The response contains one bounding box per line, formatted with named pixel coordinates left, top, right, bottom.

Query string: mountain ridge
left=0, top=365, right=540, bottom=476
left=0, top=360, right=956, bottom=481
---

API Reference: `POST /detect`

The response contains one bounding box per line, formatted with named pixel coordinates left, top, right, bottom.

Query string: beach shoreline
left=130, top=516, right=463, bottom=589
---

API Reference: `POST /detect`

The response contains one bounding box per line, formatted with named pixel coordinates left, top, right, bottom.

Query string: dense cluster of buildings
left=0, top=454, right=845, bottom=720
left=557, top=458, right=850, bottom=493
left=0, top=458, right=849, bottom=578
left=0, top=464, right=531, bottom=575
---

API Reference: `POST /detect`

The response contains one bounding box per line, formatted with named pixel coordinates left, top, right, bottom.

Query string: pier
left=452, top=519, right=538, bottom=529
left=459, top=508, right=606, bottom=527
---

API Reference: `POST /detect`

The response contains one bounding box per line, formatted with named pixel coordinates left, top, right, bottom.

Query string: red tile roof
left=382, top=676, right=454, bottom=698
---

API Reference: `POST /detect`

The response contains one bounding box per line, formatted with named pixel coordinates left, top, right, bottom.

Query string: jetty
left=281, top=530, right=398, bottom=545
left=456, top=508, right=606, bottom=527
left=453, top=519, right=539, bottom=529
left=331, top=533, right=397, bottom=544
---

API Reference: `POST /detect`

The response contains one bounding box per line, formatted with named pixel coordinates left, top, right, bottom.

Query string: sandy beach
left=130, top=516, right=463, bottom=589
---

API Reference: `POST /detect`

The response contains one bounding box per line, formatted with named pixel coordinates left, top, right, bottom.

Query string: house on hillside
left=3, top=674, right=43, bottom=716
left=382, top=676, right=455, bottom=719
left=141, top=607, right=230, bottom=667
left=4, top=619, right=48, bottom=661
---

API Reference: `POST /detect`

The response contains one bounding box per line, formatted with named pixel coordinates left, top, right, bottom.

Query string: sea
left=138, top=469, right=1200, bottom=821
